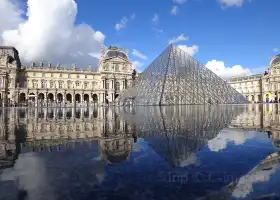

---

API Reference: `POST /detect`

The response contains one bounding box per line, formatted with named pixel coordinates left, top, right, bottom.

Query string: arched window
left=84, top=82, right=88, bottom=88
left=115, top=81, right=120, bottom=91
left=115, top=64, right=119, bottom=71
left=104, top=63, right=109, bottom=71
left=92, top=82, right=96, bottom=88
left=105, top=81, right=109, bottom=89
left=67, top=81, right=72, bottom=89
left=32, top=80, right=37, bottom=88
left=76, top=81, right=80, bottom=87
left=41, top=80, right=47, bottom=88
left=59, top=81, right=63, bottom=89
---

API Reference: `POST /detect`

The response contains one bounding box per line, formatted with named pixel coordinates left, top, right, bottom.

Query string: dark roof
left=106, top=151, right=129, bottom=164
left=271, top=56, right=280, bottom=66
left=105, top=50, right=128, bottom=60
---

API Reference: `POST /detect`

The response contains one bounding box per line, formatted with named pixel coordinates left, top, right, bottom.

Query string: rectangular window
left=59, top=82, right=63, bottom=89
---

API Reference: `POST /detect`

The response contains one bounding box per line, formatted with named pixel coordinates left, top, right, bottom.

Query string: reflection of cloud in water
left=1, top=152, right=54, bottom=200
left=133, top=138, right=149, bottom=152
left=207, top=129, right=257, bottom=152
left=232, top=164, right=279, bottom=199
left=180, top=153, right=200, bottom=167
left=132, top=139, right=152, bottom=163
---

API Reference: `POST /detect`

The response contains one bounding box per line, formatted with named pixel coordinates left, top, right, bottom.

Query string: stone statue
left=56, top=63, right=60, bottom=69
left=48, top=62, right=52, bottom=68
left=40, top=62, right=43, bottom=68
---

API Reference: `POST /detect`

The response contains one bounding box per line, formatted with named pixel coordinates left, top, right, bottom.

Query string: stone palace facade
left=0, top=45, right=136, bottom=106
left=228, top=54, right=280, bottom=103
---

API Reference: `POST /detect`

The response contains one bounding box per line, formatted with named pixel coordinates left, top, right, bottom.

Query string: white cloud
left=152, top=13, right=159, bottom=25
left=273, top=48, right=279, bottom=53
left=132, top=60, right=144, bottom=72
left=168, top=33, right=188, bottom=44
left=205, top=60, right=251, bottom=79
left=115, top=13, right=135, bottom=31
left=218, top=0, right=250, bottom=7
left=178, top=44, right=199, bottom=56
left=173, top=0, right=186, bottom=4
left=207, top=129, right=257, bottom=152
left=180, top=154, right=200, bottom=167
left=171, top=6, right=179, bottom=15
left=1, top=0, right=105, bottom=67
left=115, top=16, right=129, bottom=31
left=132, top=49, right=147, bottom=60
left=0, top=0, right=23, bottom=43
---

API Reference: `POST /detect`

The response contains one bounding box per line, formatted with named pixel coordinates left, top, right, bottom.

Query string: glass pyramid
left=119, top=44, right=248, bottom=105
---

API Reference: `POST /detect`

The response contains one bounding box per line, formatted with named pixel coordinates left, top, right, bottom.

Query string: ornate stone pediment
left=104, top=57, right=130, bottom=63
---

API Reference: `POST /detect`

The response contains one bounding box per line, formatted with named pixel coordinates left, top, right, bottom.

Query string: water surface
left=0, top=104, right=280, bottom=200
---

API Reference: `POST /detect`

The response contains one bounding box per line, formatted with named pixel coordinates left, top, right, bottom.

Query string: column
left=63, top=92, right=66, bottom=104
left=63, top=107, right=66, bottom=120
left=54, top=92, right=57, bottom=103
left=72, top=92, right=75, bottom=106
left=99, top=93, right=102, bottom=104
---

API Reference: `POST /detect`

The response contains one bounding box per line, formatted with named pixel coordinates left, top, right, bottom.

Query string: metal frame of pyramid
left=118, top=44, right=249, bottom=106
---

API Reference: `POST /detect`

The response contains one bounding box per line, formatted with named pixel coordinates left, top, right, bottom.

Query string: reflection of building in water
left=0, top=107, right=134, bottom=165
left=120, top=105, right=245, bottom=166
left=230, top=104, right=280, bottom=148
left=200, top=152, right=280, bottom=200
left=1, top=106, right=245, bottom=167
left=0, top=109, right=17, bottom=169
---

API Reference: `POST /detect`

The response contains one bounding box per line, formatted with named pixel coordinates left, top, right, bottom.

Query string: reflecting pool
left=0, top=104, right=280, bottom=200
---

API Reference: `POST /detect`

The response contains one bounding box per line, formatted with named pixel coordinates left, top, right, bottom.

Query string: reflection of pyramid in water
left=120, top=44, right=248, bottom=105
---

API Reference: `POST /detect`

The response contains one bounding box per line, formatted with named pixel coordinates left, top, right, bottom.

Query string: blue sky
left=76, top=0, right=280, bottom=75
left=1, top=0, right=280, bottom=77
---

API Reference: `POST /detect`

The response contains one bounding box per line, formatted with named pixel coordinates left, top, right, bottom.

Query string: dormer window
left=104, top=63, right=109, bottom=71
